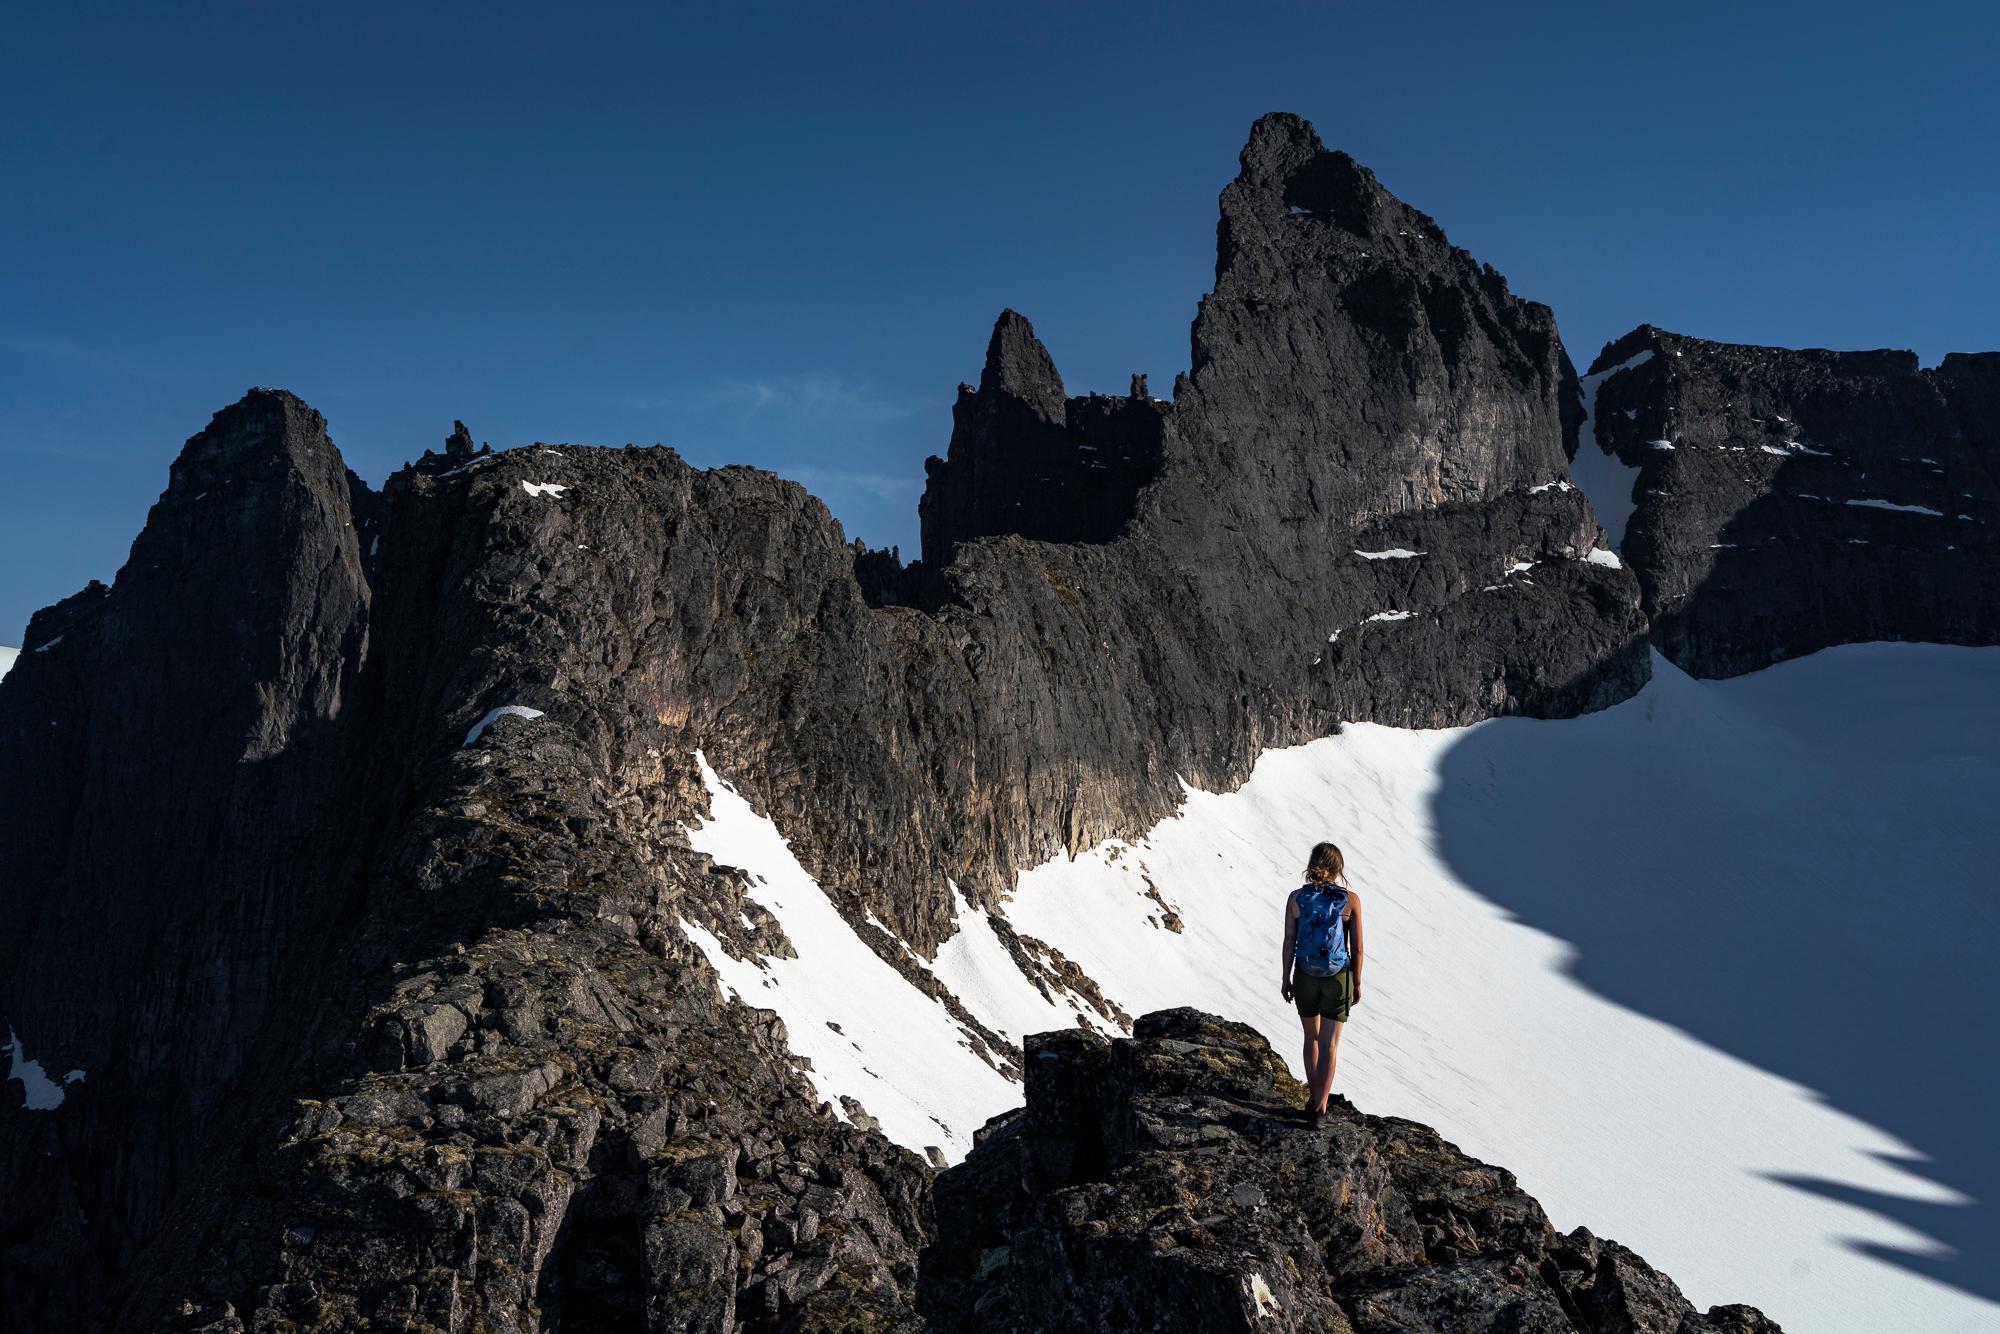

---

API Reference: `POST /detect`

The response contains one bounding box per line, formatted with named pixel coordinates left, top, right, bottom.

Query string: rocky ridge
left=1577, top=326, right=2000, bottom=676
left=1, top=413, right=950, bottom=1331
left=924, top=1009, right=1778, bottom=1333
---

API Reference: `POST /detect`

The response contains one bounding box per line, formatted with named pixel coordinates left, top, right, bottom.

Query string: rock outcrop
left=0, top=113, right=1653, bottom=1330
left=913, top=309, right=1170, bottom=582
left=1577, top=326, right=2000, bottom=676
left=924, top=1009, right=1780, bottom=1333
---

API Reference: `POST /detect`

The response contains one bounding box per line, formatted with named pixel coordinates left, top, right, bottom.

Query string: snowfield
left=688, top=643, right=2000, bottom=1334
left=0, top=646, right=16, bottom=681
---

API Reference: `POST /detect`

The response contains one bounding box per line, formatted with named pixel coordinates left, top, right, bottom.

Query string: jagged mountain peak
left=1218, top=112, right=1451, bottom=273
left=1238, top=108, right=1322, bottom=170
left=976, top=308, right=1066, bottom=419
left=1172, top=119, right=1586, bottom=578
left=188, top=385, right=332, bottom=453
left=1238, top=112, right=1391, bottom=232
left=148, top=388, right=345, bottom=506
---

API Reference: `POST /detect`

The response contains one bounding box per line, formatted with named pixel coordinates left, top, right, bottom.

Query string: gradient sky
left=3, top=0, right=1995, bottom=641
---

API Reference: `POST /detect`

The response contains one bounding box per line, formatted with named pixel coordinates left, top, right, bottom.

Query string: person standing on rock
left=1280, top=842, right=1363, bottom=1121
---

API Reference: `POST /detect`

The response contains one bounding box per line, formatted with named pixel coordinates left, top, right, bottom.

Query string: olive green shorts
left=1294, top=968, right=1354, bottom=1021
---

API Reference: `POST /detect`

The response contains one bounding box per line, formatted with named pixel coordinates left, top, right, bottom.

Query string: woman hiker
left=1280, top=841, right=1364, bottom=1121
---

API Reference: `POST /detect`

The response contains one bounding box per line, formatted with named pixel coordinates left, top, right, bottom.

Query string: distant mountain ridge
left=6, top=110, right=1993, bottom=1330
left=1574, top=325, right=2000, bottom=676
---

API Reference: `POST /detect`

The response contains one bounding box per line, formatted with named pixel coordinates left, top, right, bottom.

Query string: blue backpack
left=1294, top=884, right=1350, bottom=975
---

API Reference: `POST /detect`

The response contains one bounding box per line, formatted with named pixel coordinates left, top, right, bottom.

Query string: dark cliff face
left=916, top=309, right=1169, bottom=576
left=0, top=391, right=374, bottom=1311
left=1179, top=115, right=1584, bottom=537
left=1579, top=326, right=2000, bottom=677
left=0, top=113, right=1653, bottom=1330
left=922, top=1009, right=1779, bottom=1333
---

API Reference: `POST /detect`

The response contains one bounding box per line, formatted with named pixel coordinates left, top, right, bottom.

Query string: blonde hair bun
left=1305, top=842, right=1345, bottom=884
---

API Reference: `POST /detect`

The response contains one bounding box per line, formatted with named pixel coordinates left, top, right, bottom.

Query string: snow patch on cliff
left=926, top=883, right=1101, bottom=1044
left=3, top=1029, right=68, bottom=1111
left=1842, top=497, right=1945, bottom=516
left=464, top=705, right=545, bottom=746
left=681, top=753, right=1021, bottom=1160
left=1571, top=350, right=1653, bottom=547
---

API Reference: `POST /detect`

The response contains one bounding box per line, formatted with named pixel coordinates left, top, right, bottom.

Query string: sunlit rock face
left=1578, top=325, right=2000, bottom=677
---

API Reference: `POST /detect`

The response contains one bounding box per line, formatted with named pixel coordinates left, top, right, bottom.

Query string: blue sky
left=3, top=1, right=1995, bottom=641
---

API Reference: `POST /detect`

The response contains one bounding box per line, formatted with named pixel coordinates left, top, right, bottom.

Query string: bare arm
left=1280, top=890, right=1298, bottom=1000
left=1346, top=889, right=1364, bottom=1003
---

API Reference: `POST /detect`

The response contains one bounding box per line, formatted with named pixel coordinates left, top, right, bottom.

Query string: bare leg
left=1320, top=1020, right=1346, bottom=1104
left=1299, top=1013, right=1321, bottom=1096
left=1309, top=1024, right=1337, bottom=1111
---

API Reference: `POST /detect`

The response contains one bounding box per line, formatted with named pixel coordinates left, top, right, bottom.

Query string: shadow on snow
left=1432, top=643, right=2000, bottom=1306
